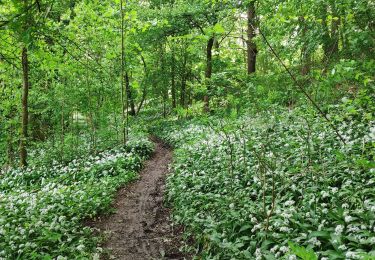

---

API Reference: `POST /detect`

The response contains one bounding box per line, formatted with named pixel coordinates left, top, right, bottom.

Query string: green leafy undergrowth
left=155, top=93, right=374, bottom=259
left=0, top=134, right=154, bottom=259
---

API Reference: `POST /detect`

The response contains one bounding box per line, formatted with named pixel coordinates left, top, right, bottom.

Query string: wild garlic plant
left=155, top=101, right=374, bottom=259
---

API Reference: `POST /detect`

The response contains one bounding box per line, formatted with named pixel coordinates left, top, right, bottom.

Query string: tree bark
left=137, top=55, right=148, bottom=115
left=180, top=48, right=188, bottom=108
left=125, top=71, right=136, bottom=116
left=60, top=95, right=64, bottom=162
left=204, top=36, right=214, bottom=112
left=171, top=46, right=176, bottom=109
left=7, top=127, right=14, bottom=167
left=20, top=47, right=29, bottom=167
left=120, top=0, right=126, bottom=144
left=300, top=16, right=311, bottom=75
left=247, top=1, right=257, bottom=74
left=322, top=2, right=339, bottom=61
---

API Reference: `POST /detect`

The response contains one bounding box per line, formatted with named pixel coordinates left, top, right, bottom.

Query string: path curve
left=90, top=140, right=186, bottom=260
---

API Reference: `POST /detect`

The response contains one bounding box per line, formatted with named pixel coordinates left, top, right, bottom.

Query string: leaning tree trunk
left=204, top=37, right=214, bottom=112
left=247, top=1, right=257, bottom=75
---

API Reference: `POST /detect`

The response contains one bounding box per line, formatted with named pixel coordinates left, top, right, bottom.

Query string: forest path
left=89, top=140, right=186, bottom=260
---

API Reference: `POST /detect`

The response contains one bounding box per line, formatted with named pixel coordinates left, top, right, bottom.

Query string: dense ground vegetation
left=0, top=0, right=374, bottom=259
left=154, top=92, right=374, bottom=259
left=0, top=133, right=153, bottom=259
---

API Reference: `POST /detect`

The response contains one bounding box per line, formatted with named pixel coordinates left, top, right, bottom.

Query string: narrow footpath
left=89, top=141, right=187, bottom=260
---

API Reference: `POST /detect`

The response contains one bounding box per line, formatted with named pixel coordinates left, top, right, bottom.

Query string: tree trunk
left=171, top=46, right=176, bottom=109
left=330, top=14, right=340, bottom=56
left=180, top=77, right=186, bottom=108
left=204, top=37, right=214, bottom=112
left=60, top=97, right=65, bottom=162
left=125, top=71, right=136, bottom=116
left=300, top=16, right=311, bottom=75
left=180, top=48, right=188, bottom=108
left=137, top=54, right=148, bottom=115
left=247, top=1, right=257, bottom=74
left=120, top=0, right=126, bottom=145
left=7, top=128, right=14, bottom=167
left=20, top=47, right=29, bottom=167
left=322, top=2, right=339, bottom=61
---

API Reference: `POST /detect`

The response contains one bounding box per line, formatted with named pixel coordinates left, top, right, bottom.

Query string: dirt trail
left=89, top=140, right=187, bottom=260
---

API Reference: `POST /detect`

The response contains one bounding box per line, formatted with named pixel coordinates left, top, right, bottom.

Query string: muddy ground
left=88, top=141, right=188, bottom=260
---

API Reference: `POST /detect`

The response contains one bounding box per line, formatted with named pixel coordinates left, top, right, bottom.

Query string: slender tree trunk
left=125, top=71, right=136, bottom=116
left=204, top=37, right=214, bottom=112
left=322, top=2, right=339, bottom=61
left=300, top=16, right=311, bottom=75
left=247, top=1, right=257, bottom=74
left=180, top=49, right=187, bottom=108
left=7, top=127, right=14, bottom=167
left=60, top=96, right=64, bottom=162
left=120, top=0, right=126, bottom=145
left=321, top=7, right=330, bottom=58
left=137, top=54, right=148, bottom=114
left=20, top=47, right=29, bottom=167
left=180, top=77, right=186, bottom=108
left=162, top=90, right=167, bottom=118
left=171, top=46, right=176, bottom=109
left=330, top=13, right=340, bottom=56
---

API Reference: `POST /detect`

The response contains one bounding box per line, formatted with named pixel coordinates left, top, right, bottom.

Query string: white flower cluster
left=0, top=134, right=153, bottom=258
left=157, top=106, right=375, bottom=259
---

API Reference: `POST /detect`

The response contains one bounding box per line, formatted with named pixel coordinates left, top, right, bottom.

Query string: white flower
left=284, top=200, right=295, bottom=206
left=369, top=126, right=375, bottom=140
left=280, top=226, right=290, bottom=232
left=270, top=245, right=279, bottom=253
left=76, top=244, right=85, bottom=251
left=288, top=255, right=297, bottom=260
left=345, top=215, right=353, bottom=222
left=255, top=248, right=262, bottom=260
left=308, top=237, right=321, bottom=247
left=335, top=225, right=344, bottom=235
left=321, top=191, right=329, bottom=198
left=279, top=246, right=289, bottom=253
left=252, top=224, right=262, bottom=232
left=345, top=251, right=359, bottom=259
left=338, top=244, right=347, bottom=250
left=318, top=223, right=325, bottom=231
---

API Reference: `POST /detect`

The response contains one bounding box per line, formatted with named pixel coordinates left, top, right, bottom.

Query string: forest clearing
left=0, top=0, right=374, bottom=259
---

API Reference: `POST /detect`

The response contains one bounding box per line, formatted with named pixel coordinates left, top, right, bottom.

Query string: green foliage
left=154, top=93, right=374, bottom=259
left=0, top=134, right=153, bottom=259
left=0, top=0, right=374, bottom=258
left=288, top=242, right=318, bottom=260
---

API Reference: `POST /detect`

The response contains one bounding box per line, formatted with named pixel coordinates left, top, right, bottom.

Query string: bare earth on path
left=88, top=140, right=188, bottom=260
